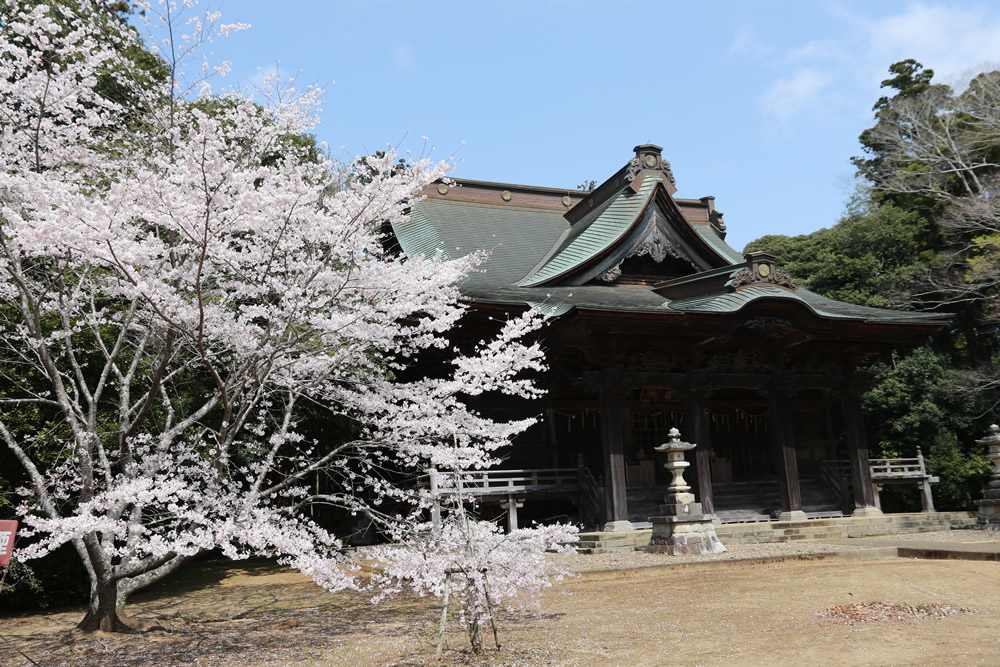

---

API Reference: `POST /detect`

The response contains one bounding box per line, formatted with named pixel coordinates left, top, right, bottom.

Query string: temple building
left=391, top=145, right=950, bottom=532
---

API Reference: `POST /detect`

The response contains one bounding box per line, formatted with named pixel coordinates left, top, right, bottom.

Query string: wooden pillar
left=546, top=407, right=560, bottom=469
left=599, top=385, right=631, bottom=531
left=842, top=389, right=882, bottom=516
left=768, top=389, right=806, bottom=521
left=428, top=467, right=442, bottom=536
left=501, top=496, right=524, bottom=532
left=916, top=447, right=935, bottom=512
left=684, top=391, right=714, bottom=515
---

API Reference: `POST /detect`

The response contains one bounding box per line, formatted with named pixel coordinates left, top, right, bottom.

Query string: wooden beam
left=684, top=391, right=714, bottom=515
left=842, top=390, right=881, bottom=515
left=599, top=384, right=630, bottom=527
left=769, top=389, right=805, bottom=519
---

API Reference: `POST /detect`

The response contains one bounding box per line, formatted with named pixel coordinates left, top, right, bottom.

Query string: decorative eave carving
left=598, top=211, right=698, bottom=282
left=634, top=217, right=688, bottom=264
left=626, top=350, right=687, bottom=373
left=727, top=252, right=798, bottom=291
left=741, top=316, right=793, bottom=335
left=704, top=349, right=773, bottom=373
left=626, top=144, right=676, bottom=187
left=729, top=268, right=755, bottom=289
left=709, top=209, right=727, bottom=239
left=774, top=269, right=797, bottom=289
left=626, top=155, right=676, bottom=187
left=599, top=264, right=623, bottom=282
left=598, top=216, right=698, bottom=283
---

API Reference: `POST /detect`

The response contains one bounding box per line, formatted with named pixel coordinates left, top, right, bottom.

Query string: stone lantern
left=974, top=424, right=1000, bottom=530
left=647, top=428, right=726, bottom=554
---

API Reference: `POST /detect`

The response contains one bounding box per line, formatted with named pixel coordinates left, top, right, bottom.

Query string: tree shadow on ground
left=2, top=558, right=454, bottom=666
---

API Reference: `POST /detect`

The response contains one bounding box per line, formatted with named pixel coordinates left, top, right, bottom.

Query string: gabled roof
left=395, top=145, right=950, bottom=329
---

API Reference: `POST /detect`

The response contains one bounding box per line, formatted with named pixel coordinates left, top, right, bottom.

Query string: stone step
left=715, top=509, right=771, bottom=523
left=579, top=511, right=976, bottom=553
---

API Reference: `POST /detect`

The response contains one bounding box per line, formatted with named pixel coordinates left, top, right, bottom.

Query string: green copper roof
left=692, top=223, right=744, bottom=264
left=458, top=282, right=949, bottom=324
left=401, top=201, right=568, bottom=289
left=396, top=151, right=950, bottom=330
left=666, top=286, right=949, bottom=322
left=516, top=173, right=660, bottom=286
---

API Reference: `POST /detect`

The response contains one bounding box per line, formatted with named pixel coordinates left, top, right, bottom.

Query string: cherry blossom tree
left=0, top=0, right=551, bottom=632
left=366, top=510, right=577, bottom=657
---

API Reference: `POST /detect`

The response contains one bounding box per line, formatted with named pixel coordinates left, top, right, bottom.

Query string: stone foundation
left=975, top=424, right=1000, bottom=530
left=646, top=498, right=726, bottom=555
left=647, top=515, right=726, bottom=555
left=974, top=498, right=1000, bottom=530
left=576, top=511, right=977, bottom=553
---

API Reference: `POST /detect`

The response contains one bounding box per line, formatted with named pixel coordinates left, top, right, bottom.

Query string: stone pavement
left=554, top=528, right=1000, bottom=575
left=824, top=534, right=1000, bottom=561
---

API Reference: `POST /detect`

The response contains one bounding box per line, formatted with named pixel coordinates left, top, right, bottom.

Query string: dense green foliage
left=863, top=348, right=992, bottom=510
left=746, top=196, right=937, bottom=309
left=748, top=60, right=1000, bottom=512
left=854, top=60, right=1000, bottom=367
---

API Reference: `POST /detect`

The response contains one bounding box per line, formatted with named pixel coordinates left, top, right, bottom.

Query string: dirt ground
left=1, top=556, right=998, bottom=666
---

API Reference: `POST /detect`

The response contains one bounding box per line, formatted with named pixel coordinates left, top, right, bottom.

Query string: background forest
left=748, top=60, right=1000, bottom=513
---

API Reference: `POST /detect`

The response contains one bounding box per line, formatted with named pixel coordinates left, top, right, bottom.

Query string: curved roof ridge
left=515, top=173, right=672, bottom=287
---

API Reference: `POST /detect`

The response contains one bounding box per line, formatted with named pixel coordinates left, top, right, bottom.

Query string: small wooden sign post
left=0, top=520, right=18, bottom=567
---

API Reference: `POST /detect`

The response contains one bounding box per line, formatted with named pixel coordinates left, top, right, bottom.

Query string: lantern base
left=647, top=514, right=726, bottom=555
left=974, top=497, right=1000, bottom=530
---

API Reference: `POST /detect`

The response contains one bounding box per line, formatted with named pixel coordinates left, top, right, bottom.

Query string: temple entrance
left=624, top=404, right=684, bottom=488
left=706, top=390, right=773, bottom=484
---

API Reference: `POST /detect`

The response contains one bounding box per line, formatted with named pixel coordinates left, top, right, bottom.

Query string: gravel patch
left=851, top=528, right=1000, bottom=543
left=818, top=601, right=976, bottom=625
left=549, top=540, right=867, bottom=573
left=549, top=527, right=1000, bottom=573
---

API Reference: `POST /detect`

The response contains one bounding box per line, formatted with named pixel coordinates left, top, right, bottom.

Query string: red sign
left=0, top=520, right=18, bottom=567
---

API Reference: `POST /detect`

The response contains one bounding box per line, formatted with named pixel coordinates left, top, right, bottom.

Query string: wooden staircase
left=623, top=477, right=845, bottom=527
left=700, top=477, right=845, bottom=524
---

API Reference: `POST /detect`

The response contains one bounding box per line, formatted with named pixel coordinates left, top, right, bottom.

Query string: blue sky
left=198, top=1, right=1000, bottom=251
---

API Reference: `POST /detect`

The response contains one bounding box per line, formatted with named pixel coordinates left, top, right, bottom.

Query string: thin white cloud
left=760, top=68, right=833, bottom=120
left=784, top=39, right=851, bottom=65
left=758, top=3, right=1000, bottom=121
left=863, top=4, right=1000, bottom=85
left=729, top=25, right=773, bottom=57
left=392, top=41, right=414, bottom=72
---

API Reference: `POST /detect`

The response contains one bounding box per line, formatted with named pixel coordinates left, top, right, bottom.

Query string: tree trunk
left=76, top=578, right=159, bottom=633
left=77, top=579, right=130, bottom=632
left=75, top=552, right=186, bottom=633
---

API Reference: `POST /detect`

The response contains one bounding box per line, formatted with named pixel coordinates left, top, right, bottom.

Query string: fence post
left=916, top=447, right=935, bottom=512
left=500, top=496, right=524, bottom=532
left=428, top=467, right=441, bottom=536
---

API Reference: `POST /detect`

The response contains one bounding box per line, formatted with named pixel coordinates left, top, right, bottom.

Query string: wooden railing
left=819, top=454, right=931, bottom=482
left=822, top=448, right=938, bottom=512
left=427, top=468, right=580, bottom=497
left=869, top=457, right=927, bottom=479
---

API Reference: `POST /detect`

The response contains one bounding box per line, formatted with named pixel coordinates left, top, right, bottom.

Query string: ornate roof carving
left=626, top=153, right=676, bottom=187
left=598, top=209, right=699, bottom=283
left=599, top=264, right=622, bottom=282
left=727, top=252, right=798, bottom=291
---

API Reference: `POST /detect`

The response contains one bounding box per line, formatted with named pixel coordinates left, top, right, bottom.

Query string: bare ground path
left=2, top=533, right=999, bottom=665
